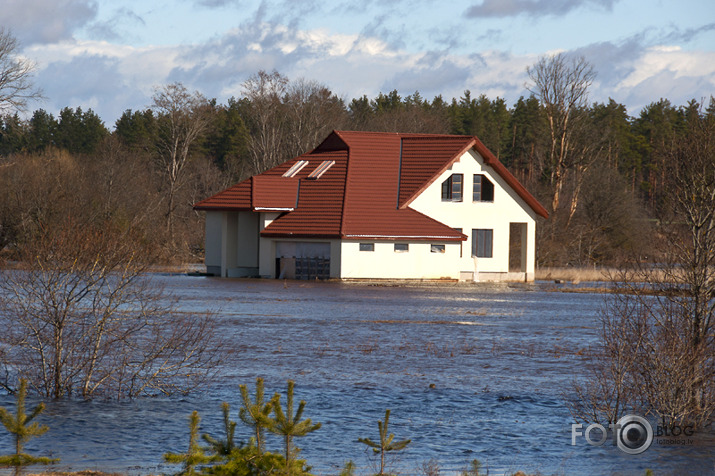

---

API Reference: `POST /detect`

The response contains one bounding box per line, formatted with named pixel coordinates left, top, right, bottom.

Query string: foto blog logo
left=571, top=415, right=653, bottom=455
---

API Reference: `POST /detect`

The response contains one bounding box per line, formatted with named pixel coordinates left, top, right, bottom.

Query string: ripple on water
left=0, top=276, right=712, bottom=475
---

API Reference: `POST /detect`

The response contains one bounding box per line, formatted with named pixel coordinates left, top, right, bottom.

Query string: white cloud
left=14, top=7, right=715, bottom=126
left=0, top=0, right=97, bottom=45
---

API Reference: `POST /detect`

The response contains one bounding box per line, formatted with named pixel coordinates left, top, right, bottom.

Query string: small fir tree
left=0, top=378, right=58, bottom=476
left=358, top=409, right=411, bottom=476
left=164, top=411, right=214, bottom=475
left=238, top=377, right=275, bottom=454
left=202, top=402, right=237, bottom=456
left=268, top=380, right=321, bottom=474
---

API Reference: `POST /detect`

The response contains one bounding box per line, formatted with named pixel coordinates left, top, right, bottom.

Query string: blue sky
left=2, top=0, right=714, bottom=127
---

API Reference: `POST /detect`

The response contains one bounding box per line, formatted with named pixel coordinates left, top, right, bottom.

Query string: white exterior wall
left=204, top=211, right=223, bottom=276
left=258, top=212, right=281, bottom=278
left=408, top=149, right=538, bottom=281
left=204, top=211, right=260, bottom=277
left=340, top=241, right=462, bottom=279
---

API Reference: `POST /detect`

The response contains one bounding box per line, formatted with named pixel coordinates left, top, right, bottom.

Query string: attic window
left=441, top=174, right=463, bottom=202
left=473, top=174, right=494, bottom=202
left=282, top=160, right=308, bottom=178
left=307, top=160, right=335, bottom=179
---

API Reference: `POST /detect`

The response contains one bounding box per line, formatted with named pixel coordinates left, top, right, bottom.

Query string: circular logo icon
left=616, top=415, right=653, bottom=455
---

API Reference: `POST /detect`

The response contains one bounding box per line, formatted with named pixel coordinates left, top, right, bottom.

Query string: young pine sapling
left=358, top=409, right=411, bottom=476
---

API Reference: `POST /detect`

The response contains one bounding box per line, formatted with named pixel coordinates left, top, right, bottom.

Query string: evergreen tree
left=202, top=402, right=237, bottom=456
left=55, top=106, right=107, bottom=154
left=164, top=411, right=215, bottom=476
left=26, top=108, right=56, bottom=152
left=0, top=378, right=58, bottom=476
left=201, top=98, right=250, bottom=179
left=267, top=380, right=321, bottom=473
left=238, top=377, right=275, bottom=455
left=114, top=108, right=158, bottom=153
left=358, top=409, right=411, bottom=476
left=0, top=113, right=25, bottom=155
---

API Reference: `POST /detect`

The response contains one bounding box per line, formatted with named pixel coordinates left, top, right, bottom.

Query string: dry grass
left=537, top=266, right=680, bottom=284
left=536, top=266, right=615, bottom=283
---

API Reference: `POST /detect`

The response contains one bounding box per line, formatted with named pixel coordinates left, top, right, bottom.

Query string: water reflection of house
left=193, top=130, right=548, bottom=281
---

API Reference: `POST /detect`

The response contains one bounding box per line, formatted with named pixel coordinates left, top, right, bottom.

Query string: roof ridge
left=335, top=129, right=474, bottom=139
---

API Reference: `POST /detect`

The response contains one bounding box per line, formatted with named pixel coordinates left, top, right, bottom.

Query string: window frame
left=473, top=174, right=494, bottom=202
left=430, top=244, right=446, bottom=253
left=441, top=174, right=463, bottom=202
left=394, top=243, right=409, bottom=252
left=471, top=229, right=493, bottom=258
left=359, top=243, right=375, bottom=252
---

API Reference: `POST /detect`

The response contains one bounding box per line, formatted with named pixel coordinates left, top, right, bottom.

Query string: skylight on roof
left=282, top=160, right=308, bottom=178
left=307, top=160, right=335, bottom=180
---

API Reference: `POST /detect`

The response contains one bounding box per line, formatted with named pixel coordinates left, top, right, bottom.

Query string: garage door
left=275, top=242, right=330, bottom=280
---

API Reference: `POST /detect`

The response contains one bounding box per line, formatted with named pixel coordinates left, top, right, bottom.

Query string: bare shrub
left=567, top=112, right=715, bottom=429
left=0, top=220, right=221, bottom=399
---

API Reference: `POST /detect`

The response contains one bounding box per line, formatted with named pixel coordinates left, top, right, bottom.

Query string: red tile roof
left=194, top=130, right=548, bottom=240
left=251, top=175, right=300, bottom=211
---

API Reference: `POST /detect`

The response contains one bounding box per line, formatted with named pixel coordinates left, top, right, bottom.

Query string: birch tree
left=527, top=53, right=596, bottom=214
left=152, top=82, right=212, bottom=241
left=241, top=70, right=289, bottom=173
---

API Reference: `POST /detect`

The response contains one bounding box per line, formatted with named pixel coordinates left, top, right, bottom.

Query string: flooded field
left=1, top=275, right=713, bottom=475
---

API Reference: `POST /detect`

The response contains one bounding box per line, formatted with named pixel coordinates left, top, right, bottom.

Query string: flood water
left=1, top=275, right=713, bottom=475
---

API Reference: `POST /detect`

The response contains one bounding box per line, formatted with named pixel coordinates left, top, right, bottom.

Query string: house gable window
left=441, top=174, right=463, bottom=202
left=359, top=243, right=375, bottom=252
left=473, top=174, right=494, bottom=202
left=394, top=243, right=409, bottom=252
left=472, top=229, right=493, bottom=258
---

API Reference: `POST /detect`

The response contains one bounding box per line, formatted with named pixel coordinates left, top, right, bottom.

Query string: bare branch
left=0, top=28, right=43, bottom=114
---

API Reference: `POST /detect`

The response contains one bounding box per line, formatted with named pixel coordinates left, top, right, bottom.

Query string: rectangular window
left=441, top=174, right=463, bottom=202
left=472, top=229, right=493, bottom=258
left=473, top=174, right=494, bottom=201
left=394, top=243, right=409, bottom=252
left=430, top=244, right=446, bottom=253
left=359, top=243, right=374, bottom=252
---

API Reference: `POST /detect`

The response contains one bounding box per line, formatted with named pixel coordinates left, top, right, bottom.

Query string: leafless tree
left=568, top=111, right=715, bottom=429
left=527, top=53, right=596, bottom=214
left=0, top=28, right=43, bottom=114
left=284, top=78, right=348, bottom=157
left=242, top=70, right=290, bottom=173
left=152, top=82, right=212, bottom=241
left=0, top=220, right=221, bottom=399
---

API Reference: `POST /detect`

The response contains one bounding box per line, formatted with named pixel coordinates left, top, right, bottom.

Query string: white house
left=194, top=130, right=548, bottom=281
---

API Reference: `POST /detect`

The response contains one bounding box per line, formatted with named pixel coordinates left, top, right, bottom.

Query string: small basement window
left=359, top=243, right=375, bottom=252
left=394, top=243, right=409, bottom=252
left=307, top=160, right=335, bottom=179
left=441, top=174, right=463, bottom=202
left=282, top=160, right=308, bottom=178
left=473, top=174, right=494, bottom=202
left=431, top=244, right=446, bottom=253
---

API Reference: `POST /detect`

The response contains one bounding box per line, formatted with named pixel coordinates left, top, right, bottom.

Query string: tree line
left=0, top=68, right=713, bottom=265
